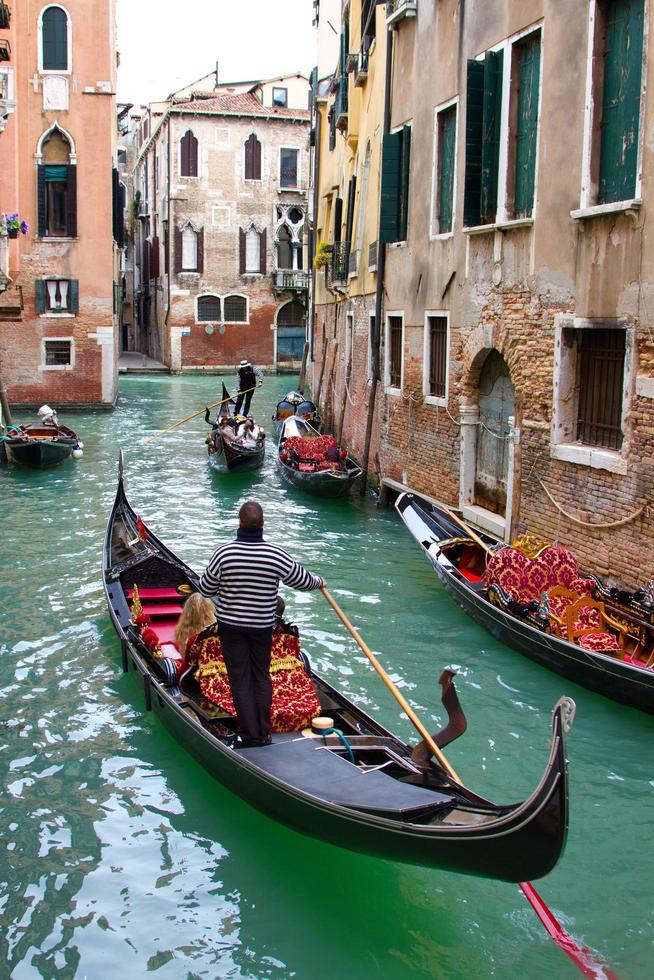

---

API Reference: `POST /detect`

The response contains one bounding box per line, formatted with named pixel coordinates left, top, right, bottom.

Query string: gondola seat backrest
left=486, top=546, right=595, bottom=605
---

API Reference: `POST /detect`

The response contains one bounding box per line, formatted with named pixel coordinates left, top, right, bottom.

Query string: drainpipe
left=166, top=114, right=171, bottom=324
left=309, top=94, right=322, bottom=382
left=359, top=23, right=394, bottom=496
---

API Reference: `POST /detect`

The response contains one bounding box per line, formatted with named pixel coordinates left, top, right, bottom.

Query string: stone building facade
left=132, top=76, right=311, bottom=373
left=311, top=0, right=654, bottom=586
left=0, top=0, right=119, bottom=408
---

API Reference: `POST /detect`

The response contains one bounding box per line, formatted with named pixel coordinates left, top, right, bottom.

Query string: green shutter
left=37, top=165, right=47, bottom=237
left=69, top=279, right=79, bottom=314
left=379, top=130, right=402, bottom=244
left=464, top=60, right=485, bottom=226
left=42, top=7, right=68, bottom=70
left=398, top=125, right=411, bottom=241
left=480, top=49, right=503, bottom=224
left=438, top=106, right=456, bottom=233
left=599, top=0, right=644, bottom=204
left=514, top=33, right=541, bottom=217
left=35, top=280, right=46, bottom=314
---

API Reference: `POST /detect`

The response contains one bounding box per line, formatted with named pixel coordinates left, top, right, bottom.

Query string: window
left=244, top=133, right=262, bottom=180
left=36, top=277, right=78, bottom=314
left=433, top=104, right=457, bottom=235
left=224, top=295, right=247, bottom=322
left=577, top=329, right=626, bottom=449
left=37, top=129, right=76, bottom=238
left=379, top=124, right=411, bottom=243
left=175, top=225, right=203, bottom=274
left=41, top=6, right=69, bottom=72
left=197, top=295, right=221, bottom=321
left=44, top=339, right=72, bottom=367
left=385, top=314, right=403, bottom=391
left=182, top=227, right=198, bottom=270
left=367, top=312, right=376, bottom=380
left=180, top=129, right=198, bottom=177
left=424, top=314, right=449, bottom=403
left=464, top=52, right=503, bottom=226
left=272, top=87, right=288, bottom=108
left=511, top=32, right=541, bottom=217
left=241, top=226, right=262, bottom=273
left=276, top=224, right=293, bottom=269
left=279, top=148, right=299, bottom=189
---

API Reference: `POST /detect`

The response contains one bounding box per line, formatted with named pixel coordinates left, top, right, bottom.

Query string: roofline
left=167, top=71, right=311, bottom=99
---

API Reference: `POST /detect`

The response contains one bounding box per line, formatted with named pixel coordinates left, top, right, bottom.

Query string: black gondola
left=205, top=384, right=265, bottom=472
left=277, top=416, right=361, bottom=497
left=102, top=460, right=574, bottom=882
left=3, top=421, right=80, bottom=467
left=272, top=390, right=321, bottom=441
left=396, top=490, right=654, bottom=715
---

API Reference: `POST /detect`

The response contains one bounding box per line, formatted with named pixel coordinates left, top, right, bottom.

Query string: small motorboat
left=272, top=391, right=321, bottom=441
left=396, top=490, right=654, bottom=715
left=205, top=384, right=265, bottom=473
left=2, top=405, right=81, bottom=468
left=277, top=415, right=361, bottom=497
left=102, top=458, right=574, bottom=882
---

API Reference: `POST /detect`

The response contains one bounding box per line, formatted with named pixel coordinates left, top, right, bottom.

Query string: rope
left=540, top=480, right=647, bottom=529
left=321, top=727, right=356, bottom=764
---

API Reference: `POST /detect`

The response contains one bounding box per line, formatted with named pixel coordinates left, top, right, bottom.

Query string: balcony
left=272, top=269, right=310, bottom=293
left=368, top=240, right=378, bottom=271
left=354, top=35, right=373, bottom=87
left=334, top=78, right=348, bottom=132
left=328, top=243, right=349, bottom=289
left=0, top=38, right=10, bottom=63
left=386, top=0, right=417, bottom=25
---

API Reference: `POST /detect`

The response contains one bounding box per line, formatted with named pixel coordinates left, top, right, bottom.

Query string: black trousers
left=234, top=390, right=253, bottom=416
left=218, top=624, right=273, bottom=740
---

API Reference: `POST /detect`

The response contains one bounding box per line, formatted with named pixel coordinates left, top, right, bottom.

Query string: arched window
left=276, top=225, right=293, bottom=269
left=224, top=295, right=247, bottom=322
left=246, top=227, right=260, bottom=272
left=37, top=126, right=76, bottom=237
left=182, top=227, right=198, bottom=270
left=197, top=294, right=221, bottom=321
left=41, top=5, right=70, bottom=71
left=244, top=133, right=262, bottom=180
left=180, top=130, right=198, bottom=177
left=277, top=301, right=305, bottom=327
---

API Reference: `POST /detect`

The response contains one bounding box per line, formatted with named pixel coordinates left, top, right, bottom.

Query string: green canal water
left=1, top=375, right=652, bottom=979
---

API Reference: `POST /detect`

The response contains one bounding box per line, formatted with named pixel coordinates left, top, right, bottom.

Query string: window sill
left=430, top=230, right=454, bottom=241
left=424, top=394, right=447, bottom=408
left=41, top=364, right=73, bottom=371
left=570, top=199, right=642, bottom=220
left=39, top=312, right=74, bottom=318
left=388, top=241, right=407, bottom=249
left=37, top=237, right=79, bottom=243
left=497, top=217, right=534, bottom=230
left=463, top=223, right=496, bottom=236
left=278, top=185, right=303, bottom=194
left=550, top=442, right=627, bottom=475
left=385, top=386, right=402, bottom=397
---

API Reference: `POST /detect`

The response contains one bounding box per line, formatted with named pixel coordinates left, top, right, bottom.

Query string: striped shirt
left=198, top=533, right=322, bottom=630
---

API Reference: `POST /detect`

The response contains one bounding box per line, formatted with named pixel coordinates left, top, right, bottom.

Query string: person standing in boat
left=198, top=500, right=325, bottom=747
left=234, top=360, right=263, bottom=416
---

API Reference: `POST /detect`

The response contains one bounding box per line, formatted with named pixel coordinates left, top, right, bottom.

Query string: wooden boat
left=277, top=416, right=361, bottom=497
left=396, top=490, right=654, bottom=715
left=3, top=421, right=80, bottom=467
left=272, top=391, right=321, bottom=441
left=102, top=460, right=574, bottom=883
left=206, top=384, right=265, bottom=472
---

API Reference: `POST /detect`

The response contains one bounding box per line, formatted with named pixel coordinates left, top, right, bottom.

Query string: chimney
left=215, top=61, right=219, bottom=89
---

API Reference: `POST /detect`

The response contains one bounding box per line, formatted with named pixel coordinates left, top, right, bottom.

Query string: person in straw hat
left=234, top=359, right=263, bottom=416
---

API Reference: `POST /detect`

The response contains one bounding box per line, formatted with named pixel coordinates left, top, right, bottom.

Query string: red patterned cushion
left=487, top=545, right=592, bottom=605
left=575, top=605, right=601, bottom=629
left=486, top=548, right=533, bottom=601
left=538, top=547, right=579, bottom=589
left=578, top=632, right=620, bottom=652
left=570, top=576, right=595, bottom=595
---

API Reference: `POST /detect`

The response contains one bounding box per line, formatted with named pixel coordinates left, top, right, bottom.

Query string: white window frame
left=279, top=146, right=301, bottom=191
left=429, top=98, right=458, bottom=240
left=384, top=311, right=404, bottom=395
left=367, top=310, right=375, bottom=381
left=272, top=86, right=288, bottom=108
left=178, top=128, right=200, bottom=180
left=244, top=226, right=262, bottom=273
left=223, top=293, right=250, bottom=324
left=41, top=336, right=74, bottom=370
left=212, top=205, right=231, bottom=229
left=423, top=311, right=450, bottom=407
left=38, top=5, right=73, bottom=75
left=181, top=225, right=198, bottom=272
left=196, top=293, right=222, bottom=324
left=41, top=276, right=74, bottom=317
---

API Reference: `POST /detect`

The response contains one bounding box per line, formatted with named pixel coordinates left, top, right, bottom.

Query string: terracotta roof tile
left=171, top=93, right=309, bottom=120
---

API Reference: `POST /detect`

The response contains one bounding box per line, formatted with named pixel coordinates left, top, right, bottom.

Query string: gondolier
left=234, top=360, right=263, bottom=416
left=198, top=500, right=325, bottom=746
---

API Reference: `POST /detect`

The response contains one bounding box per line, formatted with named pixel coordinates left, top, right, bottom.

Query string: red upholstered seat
left=148, top=618, right=179, bottom=645
left=127, top=587, right=182, bottom=600
left=578, top=632, right=620, bottom=652
left=138, top=602, right=184, bottom=618
left=487, top=545, right=594, bottom=606
left=460, top=568, right=483, bottom=582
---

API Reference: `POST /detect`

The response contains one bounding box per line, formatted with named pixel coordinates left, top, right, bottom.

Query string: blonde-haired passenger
left=174, top=593, right=216, bottom=660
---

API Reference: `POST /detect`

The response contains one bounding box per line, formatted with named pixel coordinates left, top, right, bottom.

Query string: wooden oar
left=321, top=585, right=614, bottom=980
left=436, top=500, right=492, bottom=554
left=141, top=385, right=259, bottom=445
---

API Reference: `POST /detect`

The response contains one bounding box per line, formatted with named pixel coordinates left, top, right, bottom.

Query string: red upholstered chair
left=547, top=585, right=600, bottom=637
left=485, top=548, right=534, bottom=602
left=564, top=597, right=628, bottom=654
left=537, top=546, right=580, bottom=590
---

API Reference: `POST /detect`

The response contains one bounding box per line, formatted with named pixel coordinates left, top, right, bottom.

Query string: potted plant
left=1, top=213, right=29, bottom=239
left=313, top=241, right=333, bottom=271
left=0, top=4, right=10, bottom=30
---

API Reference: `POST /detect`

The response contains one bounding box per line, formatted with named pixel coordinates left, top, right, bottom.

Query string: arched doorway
left=474, top=350, right=515, bottom=515
left=276, top=301, right=306, bottom=367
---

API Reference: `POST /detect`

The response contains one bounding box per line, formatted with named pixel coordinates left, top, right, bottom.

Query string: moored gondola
left=277, top=416, right=361, bottom=497
left=205, top=383, right=265, bottom=472
left=102, top=460, right=573, bottom=882
left=2, top=419, right=81, bottom=467
left=396, top=490, right=654, bottom=715
left=272, top=390, right=321, bottom=441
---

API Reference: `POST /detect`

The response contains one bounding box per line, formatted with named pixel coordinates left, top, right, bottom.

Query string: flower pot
left=7, top=228, right=18, bottom=239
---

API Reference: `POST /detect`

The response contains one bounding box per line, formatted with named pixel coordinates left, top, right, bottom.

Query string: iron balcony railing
left=354, top=34, right=373, bottom=87
left=330, top=242, right=349, bottom=285
left=386, top=0, right=417, bottom=26
left=272, top=269, right=310, bottom=292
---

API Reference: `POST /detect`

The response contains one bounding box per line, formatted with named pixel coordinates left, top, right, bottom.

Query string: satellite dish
left=205, top=324, right=215, bottom=335
left=219, top=324, right=226, bottom=335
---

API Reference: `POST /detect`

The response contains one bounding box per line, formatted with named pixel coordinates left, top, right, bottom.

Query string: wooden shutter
left=197, top=227, right=204, bottom=274
left=174, top=226, right=183, bottom=273
left=66, top=165, right=77, bottom=237
left=259, top=228, right=267, bottom=274
left=514, top=33, right=541, bottom=216
left=333, top=196, right=343, bottom=244
left=399, top=126, right=411, bottom=240
left=438, top=107, right=456, bottom=233
left=37, top=165, right=47, bottom=237
left=150, top=236, right=160, bottom=279
left=69, top=279, right=79, bottom=314
left=344, top=175, right=357, bottom=252
left=379, top=130, right=402, bottom=244
left=43, top=7, right=67, bottom=70
left=245, top=135, right=254, bottom=179
left=599, top=0, right=644, bottom=204
left=35, top=280, right=46, bottom=314
left=239, top=227, right=246, bottom=274
left=189, top=133, right=198, bottom=177
left=480, top=50, right=503, bottom=224
left=180, top=133, right=189, bottom=176
left=464, top=60, right=485, bottom=226
left=253, top=136, right=261, bottom=180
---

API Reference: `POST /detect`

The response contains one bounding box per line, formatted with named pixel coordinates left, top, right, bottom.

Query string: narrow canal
left=1, top=375, right=651, bottom=979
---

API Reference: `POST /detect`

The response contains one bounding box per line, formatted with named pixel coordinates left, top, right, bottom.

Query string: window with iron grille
left=576, top=328, right=625, bottom=450
left=197, top=295, right=221, bottom=321
left=44, top=340, right=72, bottom=366
left=427, top=315, right=448, bottom=399
left=279, top=148, right=299, bottom=188
left=386, top=315, right=403, bottom=389
left=224, top=295, right=247, bottom=322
